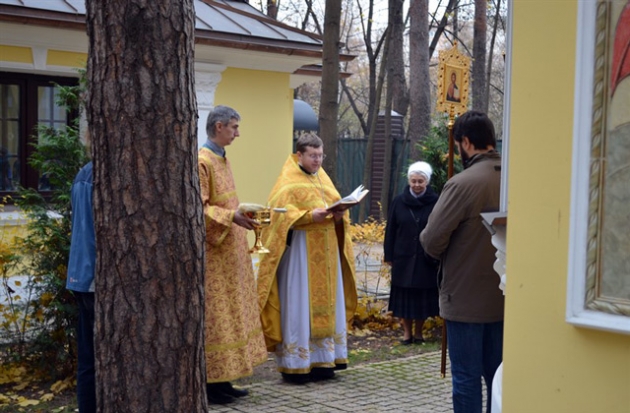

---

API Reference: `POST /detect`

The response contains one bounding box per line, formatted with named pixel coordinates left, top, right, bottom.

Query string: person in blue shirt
left=66, top=161, right=95, bottom=413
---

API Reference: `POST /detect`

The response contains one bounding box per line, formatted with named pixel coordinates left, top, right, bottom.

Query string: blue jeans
left=75, top=292, right=96, bottom=413
left=446, top=320, right=504, bottom=413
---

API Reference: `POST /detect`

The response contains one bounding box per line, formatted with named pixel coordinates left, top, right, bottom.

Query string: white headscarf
left=407, top=161, right=433, bottom=183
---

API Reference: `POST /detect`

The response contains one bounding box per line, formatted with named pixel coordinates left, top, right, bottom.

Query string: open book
left=326, top=185, right=369, bottom=212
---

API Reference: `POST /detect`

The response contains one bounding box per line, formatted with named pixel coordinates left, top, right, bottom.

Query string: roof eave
left=293, top=64, right=353, bottom=79
left=195, top=31, right=323, bottom=59
left=0, top=5, right=85, bottom=30
left=195, top=32, right=356, bottom=62
left=0, top=4, right=357, bottom=62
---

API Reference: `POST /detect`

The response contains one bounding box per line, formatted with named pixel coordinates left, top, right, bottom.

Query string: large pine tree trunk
left=319, top=0, right=342, bottom=182
left=409, top=0, right=431, bottom=159
left=85, top=1, right=207, bottom=412
left=472, top=0, right=488, bottom=111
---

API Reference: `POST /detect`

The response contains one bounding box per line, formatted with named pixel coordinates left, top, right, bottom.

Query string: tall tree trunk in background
left=389, top=0, right=409, bottom=116
left=472, top=0, right=488, bottom=112
left=380, top=65, right=394, bottom=219
left=453, top=0, right=459, bottom=39
left=267, top=0, right=278, bottom=19
left=320, top=0, right=342, bottom=182
left=85, top=1, right=207, bottom=412
left=409, top=0, right=431, bottom=159
left=485, top=0, right=502, bottom=113
left=359, top=26, right=391, bottom=222
left=354, top=0, right=384, bottom=137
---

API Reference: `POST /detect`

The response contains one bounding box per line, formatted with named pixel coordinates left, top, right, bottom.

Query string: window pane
left=1, top=122, right=20, bottom=191
left=38, top=86, right=67, bottom=127
left=52, top=120, right=67, bottom=132
left=37, top=85, right=67, bottom=191
left=0, top=85, right=20, bottom=119
left=53, top=89, right=66, bottom=120
left=0, top=84, right=20, bottom=192
left=38, top=86, right=52, bottom=123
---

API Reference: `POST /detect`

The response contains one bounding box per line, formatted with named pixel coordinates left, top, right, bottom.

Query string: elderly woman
left=384, top=161, right=440, bottom=344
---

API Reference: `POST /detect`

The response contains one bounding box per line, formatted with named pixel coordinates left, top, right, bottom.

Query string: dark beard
left=460, top=146, right=470, bottom=169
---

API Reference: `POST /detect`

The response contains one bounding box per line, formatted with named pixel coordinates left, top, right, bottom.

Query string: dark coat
left=384, top=185, right=439, bottom=289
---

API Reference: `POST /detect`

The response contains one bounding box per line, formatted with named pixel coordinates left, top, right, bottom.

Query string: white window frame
left=499, top=0, right=513, bottom=212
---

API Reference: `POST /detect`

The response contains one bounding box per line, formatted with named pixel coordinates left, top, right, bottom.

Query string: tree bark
left=85, top=1, right=207, bottom=412
left=409, top=0, right=431, bottom=159
left=267, top=0, right=278, bottom=19
left=472, top=0, right=488, bottom=112
left=319, top=0, right=342, bottom=182
left=389, top=0, right=409, bottom=116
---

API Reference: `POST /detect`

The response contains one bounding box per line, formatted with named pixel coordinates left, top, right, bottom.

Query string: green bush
left=415, top=115, right=463, bottom=194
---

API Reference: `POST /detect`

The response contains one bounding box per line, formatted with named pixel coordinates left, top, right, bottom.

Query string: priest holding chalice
left=198, top=105, right=267, bottom=405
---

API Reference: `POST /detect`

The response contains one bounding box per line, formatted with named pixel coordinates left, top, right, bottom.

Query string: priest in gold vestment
left=198, top=106, right=267, bottom=404
left=257, top=132, right=357, bottom=384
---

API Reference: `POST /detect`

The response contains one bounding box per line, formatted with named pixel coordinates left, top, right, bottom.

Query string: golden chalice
left=247, top=208, right=271, bottom=254
left=239, top=203, right=272, bottom=254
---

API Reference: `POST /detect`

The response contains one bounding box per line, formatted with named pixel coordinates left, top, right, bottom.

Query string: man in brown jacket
left=420, top=111, right=504, bottom=413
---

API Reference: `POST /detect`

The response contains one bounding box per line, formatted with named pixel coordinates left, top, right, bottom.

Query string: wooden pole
left=447, top=107, right=455, bottom=180
left=441, top=107, right=456, bottom=379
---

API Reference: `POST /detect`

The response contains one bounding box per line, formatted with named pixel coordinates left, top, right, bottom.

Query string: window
left=0, top=72, right=77, bottom=195
left=0, top=84, right=19, bottom=191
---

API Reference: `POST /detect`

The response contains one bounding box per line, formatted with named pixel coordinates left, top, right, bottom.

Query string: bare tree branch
left=428, top=0, right=458, bottom=59
left=303, top=0, right=322, bottom=34
left=341, top=79, right=369, bottom=134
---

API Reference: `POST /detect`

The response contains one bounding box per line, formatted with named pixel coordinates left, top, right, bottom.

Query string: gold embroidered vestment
left=257, top=154, right=358, bottom=351
left=198, top=148, right=267, bottom=382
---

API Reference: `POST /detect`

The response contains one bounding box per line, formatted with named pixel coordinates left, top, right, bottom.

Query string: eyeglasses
left=306, top=154, right=326, bottom=160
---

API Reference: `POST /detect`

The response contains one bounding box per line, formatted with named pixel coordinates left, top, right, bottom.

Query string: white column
left=194, top=63, right=226, bottom=149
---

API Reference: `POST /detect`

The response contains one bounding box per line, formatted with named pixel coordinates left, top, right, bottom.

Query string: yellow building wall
left=0, top=45, right=87, bottom=68
left=503, top=1, right=630, bottom=412
left=213, top=67, right=294, bottom=205
left=0, top=45, right=33, bottom=63
left=47, top=50, right=87, bottom=67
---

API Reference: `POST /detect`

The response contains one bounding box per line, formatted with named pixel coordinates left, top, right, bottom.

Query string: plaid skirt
left=388, top=286, right=439, bottom=320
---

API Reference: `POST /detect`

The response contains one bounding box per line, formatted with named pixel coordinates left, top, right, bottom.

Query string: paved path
left=211, top=351, right=454, bottom=413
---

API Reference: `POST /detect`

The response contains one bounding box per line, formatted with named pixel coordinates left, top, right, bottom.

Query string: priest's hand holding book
left=326, top=185, right=369, bottom=213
